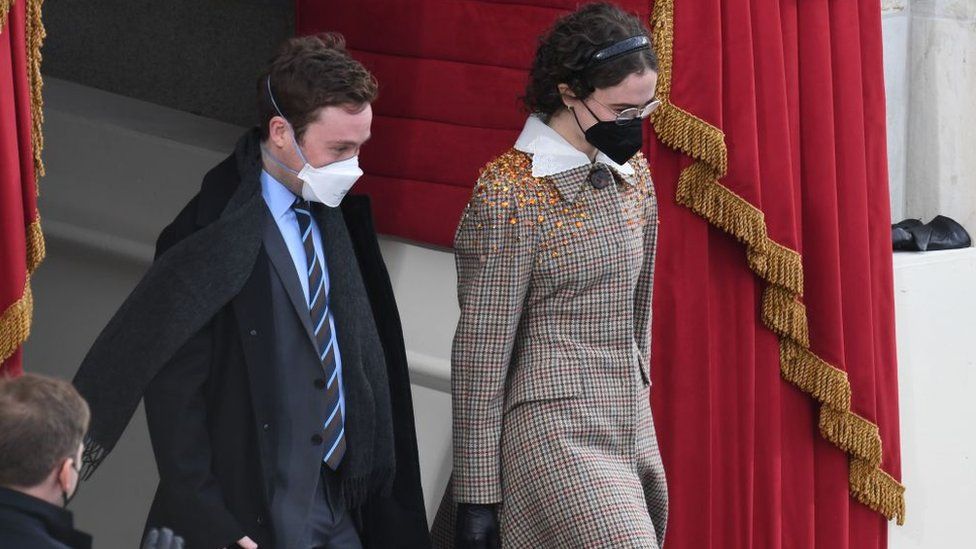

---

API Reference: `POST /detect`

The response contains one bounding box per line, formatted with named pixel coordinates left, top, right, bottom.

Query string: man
left=0, top=374, right=92, bottom=549
left=73, top=34, right=429, bottom=549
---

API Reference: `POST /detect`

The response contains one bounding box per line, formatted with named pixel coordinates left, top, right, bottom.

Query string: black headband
left=587, top=35, right=650, bottom=68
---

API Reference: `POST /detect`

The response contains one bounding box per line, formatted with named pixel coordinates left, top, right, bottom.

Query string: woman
left=433, top=4, right=668, bottom=548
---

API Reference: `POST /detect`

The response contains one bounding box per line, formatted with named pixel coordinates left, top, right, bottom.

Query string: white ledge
left=892, top=246, right=976, bottom=269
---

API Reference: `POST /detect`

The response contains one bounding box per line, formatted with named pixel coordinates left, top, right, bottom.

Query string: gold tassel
left=0, top=284, right=33, bottom=364
left=650, top=0, right=905, bottom=524
left=27, top=217, right=45, bottom=273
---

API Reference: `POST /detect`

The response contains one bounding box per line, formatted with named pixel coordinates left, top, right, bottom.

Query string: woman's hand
left=455, top=503, right=500, bottom=549
left=234, top=536, right=258, bottom=549
left=140, top=528, right=184, bottom=549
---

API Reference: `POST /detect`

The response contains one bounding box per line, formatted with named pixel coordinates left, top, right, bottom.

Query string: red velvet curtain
left=646, top=0, right=903, bottom=547
left=296, top=1, right=904, bottom=546
left=295, top=0, right=559, bottom=247
left=0, top=0, right=45, bottom=377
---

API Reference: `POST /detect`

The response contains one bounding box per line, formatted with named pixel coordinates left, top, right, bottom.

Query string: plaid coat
left=431, top=149, right=668, bottom=548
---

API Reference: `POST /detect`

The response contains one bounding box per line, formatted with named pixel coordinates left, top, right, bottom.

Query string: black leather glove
left=455, top=503, right=500, bottom=549
left=141, top=527, right=185, bottom=549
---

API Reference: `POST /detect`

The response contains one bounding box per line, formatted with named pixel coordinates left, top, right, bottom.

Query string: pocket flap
left=504, top=361, right=582, bottom=411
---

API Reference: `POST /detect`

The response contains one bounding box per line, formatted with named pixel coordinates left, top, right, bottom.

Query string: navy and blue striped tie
left=293, top=199, right=346, bottom=470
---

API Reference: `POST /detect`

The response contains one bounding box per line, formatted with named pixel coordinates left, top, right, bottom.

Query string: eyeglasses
left=588, top=96, right=662, bottom=125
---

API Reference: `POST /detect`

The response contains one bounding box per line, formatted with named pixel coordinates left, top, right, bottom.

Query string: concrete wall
left=883, top=0, right=976, bottom=233
left=882, top=0, right=910, bottom=223
left=889, top=248, right=976, bottom=549
left=41, top=0, right=293, bottom=127
left=878, top=27, right=976, bottom=545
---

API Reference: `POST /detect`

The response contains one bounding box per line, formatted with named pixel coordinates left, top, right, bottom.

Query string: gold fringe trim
left=0, top=283, right=33, bottom=365
left=650, top=0, right=905, bottom=524
left=0, top=219, right=45, bottom=366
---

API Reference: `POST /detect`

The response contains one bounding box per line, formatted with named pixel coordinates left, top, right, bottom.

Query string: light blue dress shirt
left=260, top=170, right=345, bottom=419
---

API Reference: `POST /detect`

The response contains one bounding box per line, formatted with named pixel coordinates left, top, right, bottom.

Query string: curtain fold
left=0, top=0, right=45, bottom=376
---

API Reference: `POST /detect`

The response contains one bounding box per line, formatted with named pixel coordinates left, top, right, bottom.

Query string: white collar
left=513, top=115, right=635, bottom=178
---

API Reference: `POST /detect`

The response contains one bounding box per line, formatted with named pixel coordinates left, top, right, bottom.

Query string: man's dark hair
left=0, top=374, right=90, bottom=487
left=258, top=32, right=379, bottom=143
left=524, top=2, right=659, bottom=120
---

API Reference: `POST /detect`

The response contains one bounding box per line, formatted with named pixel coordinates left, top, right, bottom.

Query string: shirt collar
left=260, top=169, right=300, bottom=220
left=513, top=115, right=636, bottom=178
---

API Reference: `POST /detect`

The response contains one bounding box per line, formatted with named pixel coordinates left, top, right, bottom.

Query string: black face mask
left=573, top=101, right=644, bottom=165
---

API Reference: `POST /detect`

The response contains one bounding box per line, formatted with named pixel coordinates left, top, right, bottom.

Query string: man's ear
left=57, top=457, right=74, bottom=492
left=268, top=116, right=291, bottom=149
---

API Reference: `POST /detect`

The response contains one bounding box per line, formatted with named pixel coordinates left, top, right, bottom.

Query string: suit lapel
left=261, top=208, right=319, bottom=349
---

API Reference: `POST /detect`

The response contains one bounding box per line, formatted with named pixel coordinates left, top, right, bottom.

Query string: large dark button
left=311, top=434, right=323, bottom=445
left=589, top=166, right=613, bottom=189
left=256, top=515, right=265, bottom=526
left=314, top=378, right=326, bottom=390
left=249, top=329, right=258, bottom=336
left=262, top=423, right=270, bottom=431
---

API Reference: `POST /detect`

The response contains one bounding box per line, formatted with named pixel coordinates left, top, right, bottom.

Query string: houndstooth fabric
left=432, top=149, right=667, bottom=548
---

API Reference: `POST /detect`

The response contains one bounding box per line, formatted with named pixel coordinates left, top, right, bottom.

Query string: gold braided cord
left=1, top=0, right=10, bottom=34
left=26, top=0, right=44, bottom=177
left=649, top=0, right=905, bottom=524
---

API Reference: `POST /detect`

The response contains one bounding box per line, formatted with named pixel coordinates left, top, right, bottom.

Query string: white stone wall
left=883, top=0, right=910, bottom=222
left=884, top=0, right=976, bottom=235
left=882, top=3, right=976, bottom=544
left=890, top=248, right=976, bottom=549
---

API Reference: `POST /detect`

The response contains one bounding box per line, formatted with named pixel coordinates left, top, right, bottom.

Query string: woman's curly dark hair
left=524, top=3, right=658, bottom=120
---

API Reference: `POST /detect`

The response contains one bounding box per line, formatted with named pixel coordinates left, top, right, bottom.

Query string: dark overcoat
left=75, top=129, right=430, bottom=549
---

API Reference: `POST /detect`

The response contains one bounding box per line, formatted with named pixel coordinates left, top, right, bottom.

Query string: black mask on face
left=572, top=100, right=644, bottom=165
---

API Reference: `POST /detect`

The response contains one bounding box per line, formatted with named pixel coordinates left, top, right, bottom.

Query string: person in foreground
left=0, top=374, right=187, bottom=549
left=73, top=34, right=429, bottom=549
left=0, top=374, right=92, bottom=549
left=432, top=3, right=668, bottom=548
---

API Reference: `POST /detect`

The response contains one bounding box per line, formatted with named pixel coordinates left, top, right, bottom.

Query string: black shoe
left=915, top=215, right=972, bottom=251
left=896, top=216, right=972, bottom=251
left=892, top=219, right=923, bottom=250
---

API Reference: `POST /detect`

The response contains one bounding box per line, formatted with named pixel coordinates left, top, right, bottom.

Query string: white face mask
left=293, top=142, right=363, bottom=208
left=265, top=76, right=364, bottom=207
left=264, top=138, right=364, bottom=208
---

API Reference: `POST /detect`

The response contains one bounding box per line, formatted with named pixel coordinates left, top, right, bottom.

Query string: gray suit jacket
left=262, top=210, right=336, bottom=549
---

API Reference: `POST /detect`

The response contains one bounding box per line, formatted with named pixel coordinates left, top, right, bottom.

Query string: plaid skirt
left=431, top=364, right=668, bottom=548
